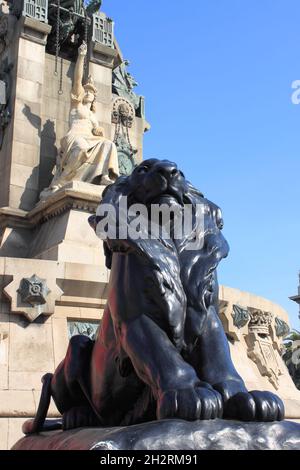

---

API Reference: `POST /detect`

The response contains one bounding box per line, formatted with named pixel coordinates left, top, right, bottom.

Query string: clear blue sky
left=104, top=0, right=300, bottom=328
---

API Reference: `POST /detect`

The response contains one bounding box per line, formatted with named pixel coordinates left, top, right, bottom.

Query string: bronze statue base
left=12, top=418, right=300, bottom=450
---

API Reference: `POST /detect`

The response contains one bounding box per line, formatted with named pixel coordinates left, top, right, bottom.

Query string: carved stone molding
left=0, top=181, right=106, bottom=232
left=90, top=40, right=117, bottom=68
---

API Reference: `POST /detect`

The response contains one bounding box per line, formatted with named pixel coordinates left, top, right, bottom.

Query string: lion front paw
left=157, top=384, right=223, bottom=421
left=224, top=390, right=285, bottom=422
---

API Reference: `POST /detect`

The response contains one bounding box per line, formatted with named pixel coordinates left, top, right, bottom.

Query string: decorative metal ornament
left=232, top=304, right=250, bottom=329
left=112, top=97, right=134, bottom=129
left=112, top=97, right=136, bottom=174
left=47, top=0, right=103, bottom=56
left=114, top=134, right=137, bottom=176
left=18, top=274, right=51, bottom=307
left=112, top=59, right=145, bottom=118
left=275, top=317, right=290, bottom=338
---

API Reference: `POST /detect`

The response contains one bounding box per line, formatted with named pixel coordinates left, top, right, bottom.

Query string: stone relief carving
left=112, top=98, right=137, bottom=175
left=4, top=272, right=63, bottom=322
left=112, top=60, right=145, bottom=118
left=40, top=42, right=119, bottom=199
left=249, top=309, right=273, bottom=327
left=17, top=274, right=51, bottom=307
left=246, top=309, right=283, bottom=389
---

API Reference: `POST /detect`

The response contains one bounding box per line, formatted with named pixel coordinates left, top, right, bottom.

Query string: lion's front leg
left=119, top=314, right=223, bottom=421
left=188, top=305, right=284, bottom=421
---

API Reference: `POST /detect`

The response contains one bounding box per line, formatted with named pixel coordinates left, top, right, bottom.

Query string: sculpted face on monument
left=40, top=42, right=119, bottom=200
left=82, top=89, right=95, bottom=105
left=23, top=159, right=285, bottom=435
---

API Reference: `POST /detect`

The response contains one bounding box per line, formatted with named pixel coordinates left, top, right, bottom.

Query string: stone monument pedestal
left=0, top=182, right=106, bottom=264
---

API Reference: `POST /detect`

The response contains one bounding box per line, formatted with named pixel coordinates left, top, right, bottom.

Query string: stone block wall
left=4, top=18, right=51, bottom=211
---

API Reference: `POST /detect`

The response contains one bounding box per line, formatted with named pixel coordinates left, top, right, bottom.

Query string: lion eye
left=138, top=166, right=149, bottom=174
left=216, top=209, right=224, bottom=229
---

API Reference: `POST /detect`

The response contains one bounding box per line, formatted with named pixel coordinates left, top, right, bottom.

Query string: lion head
left=89, top=159, right=229, bottom=350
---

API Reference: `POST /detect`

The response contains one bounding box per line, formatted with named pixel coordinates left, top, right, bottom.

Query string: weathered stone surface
left=0, top=418, right=8, bottom=450
left=12, top=419, right=300, bottom=450
left=9, top=185, right=38, bottom=211
left=8, top=418, right=27, bottom=451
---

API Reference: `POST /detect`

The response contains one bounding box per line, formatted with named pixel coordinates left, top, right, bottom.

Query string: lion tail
left=22, top=373, right=60, bottom=434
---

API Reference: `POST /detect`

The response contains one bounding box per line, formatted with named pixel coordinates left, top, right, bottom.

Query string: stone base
left=12, top=419, right=300, bottom=450
left=0, top=182, right=106, bottom=264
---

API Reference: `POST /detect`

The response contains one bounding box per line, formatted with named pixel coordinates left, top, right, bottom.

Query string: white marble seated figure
left=40, top=42, right=119, bottom=200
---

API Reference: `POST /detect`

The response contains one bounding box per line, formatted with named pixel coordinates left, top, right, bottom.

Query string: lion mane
left=94, top=159, right=228, bottom=352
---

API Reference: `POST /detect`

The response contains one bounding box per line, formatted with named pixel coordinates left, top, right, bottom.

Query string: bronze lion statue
left=23, top=159, right=284, bottom=433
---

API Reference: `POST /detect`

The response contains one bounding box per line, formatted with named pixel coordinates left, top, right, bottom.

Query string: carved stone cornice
left=0, top=181, right=105, bottom=230
left=90, top=40, right=117, bottom=68
left=20, top=15, right=52, bottom=46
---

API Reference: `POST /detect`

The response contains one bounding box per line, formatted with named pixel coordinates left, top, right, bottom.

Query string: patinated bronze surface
left=23, top=159, right=284, bottom=434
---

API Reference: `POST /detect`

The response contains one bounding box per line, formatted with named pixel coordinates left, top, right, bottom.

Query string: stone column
left=0, top=16, right=51, bottom=211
